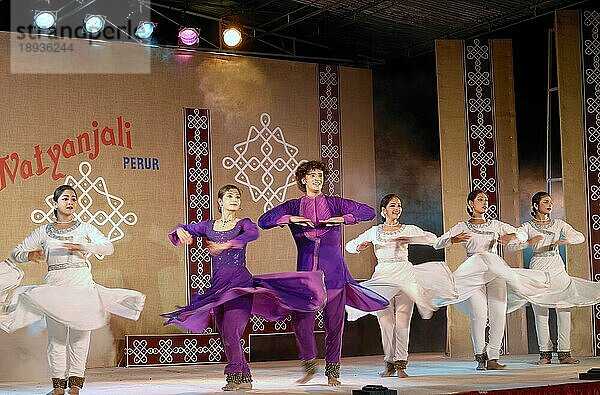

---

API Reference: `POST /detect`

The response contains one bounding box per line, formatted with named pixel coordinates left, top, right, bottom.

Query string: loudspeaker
left=352, top=384, right=397, bottom=395
left=579, top=368, right=600, bottom=380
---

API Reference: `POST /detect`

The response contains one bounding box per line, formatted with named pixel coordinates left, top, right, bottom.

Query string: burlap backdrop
left=0, top=32, right=376, bottom=371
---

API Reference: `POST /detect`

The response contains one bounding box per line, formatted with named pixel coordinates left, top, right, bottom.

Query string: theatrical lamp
left=33, top=10, right=57, bottom=30
left=135, top=21, right=156, bottom=40
left=83, top=14, right=106, bottom=34
left=178, top=27, right=199, bottom=46
left=222, top=27, right=242, bottom=48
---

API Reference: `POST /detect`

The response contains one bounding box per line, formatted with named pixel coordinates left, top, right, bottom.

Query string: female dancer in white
left=434, top=189, right=549, bottom=370
left=345, top=194, right=456, bottom=378
left=510, top=192, right=600, bottom=364
left=0, top=185, right=146, bottom=395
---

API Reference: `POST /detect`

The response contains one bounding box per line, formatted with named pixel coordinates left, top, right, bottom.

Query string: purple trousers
left=291, top=288, right=346, bottom=363
left=214, top=295, right=252, bottom=375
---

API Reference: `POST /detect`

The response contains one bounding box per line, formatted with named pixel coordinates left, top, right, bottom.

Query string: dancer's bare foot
left=238, top=382, right=253, bottom=390
left=67, top=387, right=80, bottom=395
left=397, top=369, right=409, bottom=378
left=379, top=362, right=395, bottom=377
left=486, top=359, right=506, bottom=370
left=222, top=382, right=240, bottom=391
left=46, top=389, right=65, bottom=395
left=295, top=372, right=315, bottom=384
left=559, top=356, right=580, bottom=364
left=327, top=376, right=341, bottom=386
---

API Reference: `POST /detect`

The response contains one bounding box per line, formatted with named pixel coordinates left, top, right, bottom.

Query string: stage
left=2, top=354, right=600, bottom=394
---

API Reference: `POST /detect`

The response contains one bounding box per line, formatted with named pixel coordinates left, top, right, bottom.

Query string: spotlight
left=33, top=10, right=57, bottom=30
left=83, top=14, right=106, bottom=34
left=178, top=27, right=199, bottom=46
left=135, top=21, right=156, bottom=39
left=222, top=27, right=242, bottom=48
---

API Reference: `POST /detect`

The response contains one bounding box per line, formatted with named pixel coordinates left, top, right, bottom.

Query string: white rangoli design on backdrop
left=31, top=161, right=138, bottom=261
left=223, top=113, right=306, bottom=212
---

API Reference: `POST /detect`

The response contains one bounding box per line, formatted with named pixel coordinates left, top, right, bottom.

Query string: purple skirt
left=162, top=266, right=326, bottom=333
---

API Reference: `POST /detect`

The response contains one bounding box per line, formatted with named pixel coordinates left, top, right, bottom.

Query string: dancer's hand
left=27, top=250, right=45, bottom=263
left=320, top=217, right=345, bottom=226
left=356, top=241, right=372, bottom=252
left=553, top=238, right=569, bottom=249
left=290, top=216, right=315, bottom=227
left=498, top=233, right=517, bottom=245
left=62, top=242, right=83, bottom=251
left=176, top=228, right=194, bottom=245
left=206, top=241, right=231, bottom=256
left=528, top=235, right=544, bottom=246
left=451, top=232, right=470, bottom=243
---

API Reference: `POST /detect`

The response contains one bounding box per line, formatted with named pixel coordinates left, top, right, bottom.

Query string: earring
left=381, top=211, right=386, bottom=219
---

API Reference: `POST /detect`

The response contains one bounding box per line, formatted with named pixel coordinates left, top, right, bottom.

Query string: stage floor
left=2, top=354, right=599, bottom=394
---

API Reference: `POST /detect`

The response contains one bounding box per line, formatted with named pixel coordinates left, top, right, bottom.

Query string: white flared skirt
left=0, top=260, right=145, bottom=333
left=440, top=252, right=552, bottom=314
left=508, top=254, right=600, bottom=309
left=346, top=260, right=458, bottom=321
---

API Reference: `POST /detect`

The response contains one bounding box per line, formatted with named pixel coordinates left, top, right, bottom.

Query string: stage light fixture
left=83, top=14, right=106, bottom=34
left=135, top=21, right=156, bottom=39
left=178, top=27, right=199, bottom=46
left=33, top=10, right=57, bottom=30
left=222, top=27, right=242, bottom=48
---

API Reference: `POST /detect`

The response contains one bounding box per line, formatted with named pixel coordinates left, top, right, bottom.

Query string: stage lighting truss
left=33, top=10, right=57, bottom=30
left=222, top=26, right=242, bottom=48
left=135, top=21, right=156, bottom=40
left=83, top=14, right=106, bottom=35
left=178, top=27, right=200, bottom=47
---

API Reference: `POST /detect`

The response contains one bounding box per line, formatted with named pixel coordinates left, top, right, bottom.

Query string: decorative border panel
left=318, top=64, right=342, bottom=196
left=581, top=9, right=600, bottom=355
left=183, top=108, right=213, bottom=301
left=464, top=39, right=500, bottom=220
left=464, top=38, right=506, bottom=353
left=125, top=333, right=223, bottom=367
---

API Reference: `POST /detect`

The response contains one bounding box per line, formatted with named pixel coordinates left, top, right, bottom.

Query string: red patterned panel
left=183, top=108, right=213, bottom=304
left=464, top=39, right=500, bottom=220
left=125, top=334, right=223, bottom=367
left=318, top=64, right=342, bottom=196
left=581, top=9, right=600, bottom=355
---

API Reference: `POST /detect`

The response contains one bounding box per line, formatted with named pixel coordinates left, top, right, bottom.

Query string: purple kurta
left=258, top=195, right=388, bottom=311
left=163, top=218, right=326, bottom=375
left=258, top=195, right=388, bottom=366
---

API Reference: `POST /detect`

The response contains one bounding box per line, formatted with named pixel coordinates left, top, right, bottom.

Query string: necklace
left=532, top=217, right=550, bottom=223
left=384, top=220, right=399, bottom=227
left=220, top=217, right=234, bottom=226
left=55, top=216, right=75, bottom=224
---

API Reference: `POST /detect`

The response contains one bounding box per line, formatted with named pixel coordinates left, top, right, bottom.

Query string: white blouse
left=11, top=222, right=114, bottom=271
left=433, top=220, right=526, bottom=256
left=511, top=219, right=584, bottom=255
left=346, top=224, right=437, bottom=263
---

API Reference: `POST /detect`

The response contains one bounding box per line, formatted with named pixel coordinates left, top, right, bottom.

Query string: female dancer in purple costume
left=258, top=161, right=388, bottom=386
left=434, top=189, right=550, bottom=370
left=0, top=185, right=145, bottom=395
left=510, top=192, right=600, bottom=365
left=163, top=184, right=325, bottom=391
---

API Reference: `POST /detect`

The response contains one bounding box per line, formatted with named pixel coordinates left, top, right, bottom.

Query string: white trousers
left=532, top=304, right=571, bottom=352
left=464, top=277, right=507, bottom=360
left=46, top=316, right=91, bottom=378
left=376, top=292, right=414, bottom=362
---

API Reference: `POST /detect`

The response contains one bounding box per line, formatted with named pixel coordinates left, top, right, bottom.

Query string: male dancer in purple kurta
left=258, top=161, right=388, bottom=386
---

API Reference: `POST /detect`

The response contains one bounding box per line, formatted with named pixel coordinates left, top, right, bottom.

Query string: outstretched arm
left=336, top=197, right=376, bottom=225
left=345, top=227, right=376, bottom=253
left=11, top=227, right=45, bottom=263
left=228, top=219, right=260, bottom=249
left=258, top=201, right=296, bottom=229
left=168, top=221, right=208, bottom=246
